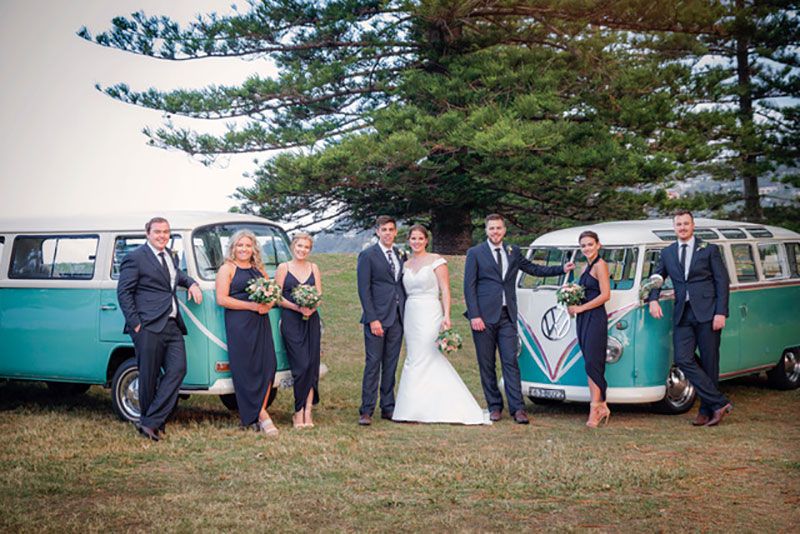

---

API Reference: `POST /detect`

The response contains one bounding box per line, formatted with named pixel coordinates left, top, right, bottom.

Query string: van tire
left=111, top=358, right=140, bottom=423
left=220, top=393, right=238, bottom=411
left=766, top=349, right=800, bottom=390
left=651, top=364, right=696, bottom=414
left=46, top=382, right=91, bottom=396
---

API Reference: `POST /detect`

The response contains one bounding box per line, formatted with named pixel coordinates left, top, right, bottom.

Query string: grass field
left=1, top=254, right=799, bottom=533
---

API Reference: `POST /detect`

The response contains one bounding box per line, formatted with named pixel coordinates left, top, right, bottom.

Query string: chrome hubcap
left=784, top=351, right=799, bottom=383
left=119, top=372, right=140, bottom=418
left=665, top=366, right=694, bottom=406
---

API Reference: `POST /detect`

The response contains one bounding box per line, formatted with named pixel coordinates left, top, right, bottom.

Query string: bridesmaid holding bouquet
left=275, top=233, right=322, bottom=429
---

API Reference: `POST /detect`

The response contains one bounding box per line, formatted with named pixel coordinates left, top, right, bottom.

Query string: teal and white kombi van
left=516, top=219, right=800, bottom=413
left=0, top=212, right=320, bottom=422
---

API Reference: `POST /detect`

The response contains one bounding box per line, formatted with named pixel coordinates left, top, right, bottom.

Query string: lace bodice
left=402, top=257, right=447, bottom=299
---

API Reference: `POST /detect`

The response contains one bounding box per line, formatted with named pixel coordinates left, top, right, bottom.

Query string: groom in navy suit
left=464, top=214, right=573, bottom=424
left=117, top=217, right=203, bottom=440
left=356, top=215, right=407, bottom=425
left=648, top=210, right=732, bottom=426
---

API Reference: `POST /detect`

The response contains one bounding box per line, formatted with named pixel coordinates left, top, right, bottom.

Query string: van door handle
left=739, top=304, right=747, bottom=318
left=101, top=304, right=117, bottom=311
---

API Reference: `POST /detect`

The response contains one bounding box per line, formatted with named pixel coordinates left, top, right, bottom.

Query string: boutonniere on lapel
left=696, top=242, right=708, bottom=252
left=170, top=250, right=179, bottom=262
left=395, top=247, right=409, bottom=262
left=505, top=244, right=513, bottom=256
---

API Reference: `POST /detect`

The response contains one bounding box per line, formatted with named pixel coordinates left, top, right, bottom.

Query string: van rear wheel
left=651, top=365, right=696, bottom=414
left=111, top=357, right=140, bottom=423
left=766, top=349, right=800, bottom=390
left=219, top=393, right=238, bottom=411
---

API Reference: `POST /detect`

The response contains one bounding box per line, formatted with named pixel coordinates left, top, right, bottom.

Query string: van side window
left=642, top=248, right=673, bottom=290
left=112, top=236, right=185, bottom=279
left=10, top=235, right=99, bottom=279
left=731, top=244, right=758, bottom=282
left=757, top=243, right=786, bottom=280
left=786, top=243, right=800, bottom=278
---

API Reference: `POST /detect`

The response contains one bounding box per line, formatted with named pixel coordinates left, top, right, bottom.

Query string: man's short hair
left=673, top=209, right=694, bottom=221
left=375, top=215, right=396, bottom=229
left=145, top=217, right=170, bottom=233
left=485, top=213, right=505, bottom=226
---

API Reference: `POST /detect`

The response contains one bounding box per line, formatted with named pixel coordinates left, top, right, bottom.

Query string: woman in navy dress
left=274, top=233, right=322, bottom=429
left=215, top=230, right=279, bottom=435
left=568, top=231, right=611, bottom=427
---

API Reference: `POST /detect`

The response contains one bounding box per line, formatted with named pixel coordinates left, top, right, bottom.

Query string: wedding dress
left=392, top=257, right=491, bottom=425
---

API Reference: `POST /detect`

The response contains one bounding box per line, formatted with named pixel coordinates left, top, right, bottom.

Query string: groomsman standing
left=648, top=210, right=732, bottom=426
left=464, top=214, right=573, bottom=424
left=117, top=217, right=203, bottom=440
left=356, top=215, right=406, bottom=425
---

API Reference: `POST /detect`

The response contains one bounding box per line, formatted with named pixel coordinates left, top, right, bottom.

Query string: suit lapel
left=144, top=245, right=171, bottom=286
left=483, top=242, right=503, bottom=278
left=687, top=238, right=703, bottom=278
left=374, top=244, right=395, bottom=280
left=668, top=242, right=685, bottom=282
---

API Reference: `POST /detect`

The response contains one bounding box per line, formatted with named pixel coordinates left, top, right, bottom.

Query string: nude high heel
left=586, top=401, right=611, bottom=428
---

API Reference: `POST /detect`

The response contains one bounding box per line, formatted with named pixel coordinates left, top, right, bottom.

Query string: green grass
left=1, top=254, right=799, bottom=533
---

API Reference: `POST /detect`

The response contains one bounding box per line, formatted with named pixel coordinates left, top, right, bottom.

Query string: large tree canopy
left=80, top=1, right=798, bottom=251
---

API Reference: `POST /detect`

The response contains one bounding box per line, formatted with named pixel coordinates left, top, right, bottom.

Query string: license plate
left=528, top=387, right=565, bottom=400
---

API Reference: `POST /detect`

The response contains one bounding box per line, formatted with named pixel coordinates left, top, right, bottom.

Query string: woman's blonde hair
left=225, top=230, right=265, bottom=272
left=290, top=232, right=314, bottom=252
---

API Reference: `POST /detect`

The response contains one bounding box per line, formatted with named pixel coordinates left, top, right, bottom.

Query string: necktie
left=158, top=251, right=170, bottom=280
left=386, top=249, right=396, bottom=280
left=680, top=244, right=687, bottom=278
left=495, top=247, right=503, bottom=270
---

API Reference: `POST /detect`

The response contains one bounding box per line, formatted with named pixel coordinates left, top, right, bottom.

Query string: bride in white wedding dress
left=392, top=225, right=491, bottom=425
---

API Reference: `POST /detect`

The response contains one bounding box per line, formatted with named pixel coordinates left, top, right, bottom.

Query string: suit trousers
left=674, top=302, right=730, bottom=416
left=132, top=319, right=187, bottom=429
left=472, top=307, right=524, bottom=414
left=360, top=317, right=403, bottom=416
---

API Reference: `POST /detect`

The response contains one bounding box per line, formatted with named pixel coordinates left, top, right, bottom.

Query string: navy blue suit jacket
left=356, top=244, right=406, bottom=327
left=464, top=241, right=564, bottom=325
left=647, top=239, right=729, bottom=325
left=117, top=245, right=197, bottom=335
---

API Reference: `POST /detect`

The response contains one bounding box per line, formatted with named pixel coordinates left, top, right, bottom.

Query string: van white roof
left=0, top=211, right=281, bottom=234
left=530, top=218, right=800, bottom=247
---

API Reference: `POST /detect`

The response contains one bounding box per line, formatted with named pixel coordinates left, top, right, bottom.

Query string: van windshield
left=520, top=247, right=638, bottom=290
left=192, top=223, right=292, bottom=280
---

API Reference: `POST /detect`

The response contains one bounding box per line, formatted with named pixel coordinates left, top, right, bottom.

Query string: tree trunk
left=736, top=0, right=762, bottom=220
left=430, top=208, right=473, bottom=255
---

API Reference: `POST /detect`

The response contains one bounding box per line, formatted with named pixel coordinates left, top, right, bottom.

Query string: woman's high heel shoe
left=586, top=401, right=611, bottom=428
left=259, top=418, right=279, bottom=436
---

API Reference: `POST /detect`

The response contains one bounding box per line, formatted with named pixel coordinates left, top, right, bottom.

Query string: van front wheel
left=111, top=358, right=141, bottom=423
left=766, top=349, right=800, bottom=390
left=651, top=365, right=696, bottom=414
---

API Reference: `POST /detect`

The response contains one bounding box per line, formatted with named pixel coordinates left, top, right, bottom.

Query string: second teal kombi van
left=515, top=219, right=800, bottom=413
left=0, top=212, right=323, bottom=422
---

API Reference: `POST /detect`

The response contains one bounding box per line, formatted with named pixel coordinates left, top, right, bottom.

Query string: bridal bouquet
left=291, top=284, right=322, bottom=320
left=437, top=328, right=463, bottom=357
left=556, top=283, right=585, bottom=307
left=246, top=277, right=282, bottom=305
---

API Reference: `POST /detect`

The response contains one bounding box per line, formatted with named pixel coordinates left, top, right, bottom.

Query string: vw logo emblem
left=541, top=306, right=570, bottom=341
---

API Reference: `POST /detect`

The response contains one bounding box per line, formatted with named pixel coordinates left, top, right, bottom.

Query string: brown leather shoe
left=136, top=423, right=159, bottom=441
left=513, top=410, right=530, bottom=424
left=489, top=410, right=501, bottom=422
left=358, top=413, right=371, bottom=426
left=692, top=413, right=710, bottom=426
left=705, top=402, right=732, bottom=426
left=381, top=411, right=394, bottom=420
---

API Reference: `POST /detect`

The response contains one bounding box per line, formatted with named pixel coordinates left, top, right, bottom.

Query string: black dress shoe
left=381, top=411, right=394, bottom=420
left=358, top=413, right=371, bottom=426
left=136, top=423, right=160, bottom=441
left=513, top=410, right=530, bottom=424
left=489, top=410, right=502, bottom=422
left=705, top=402, right=732, bottom=426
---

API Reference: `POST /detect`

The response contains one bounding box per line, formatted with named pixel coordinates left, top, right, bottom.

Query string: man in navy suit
left=356, top=215, right=407, bottom=425
left=117, top=217, right=203, bottom=440
left=648, top=210, right=732, bottom=426
left=464, top=214, right=574, bottom=424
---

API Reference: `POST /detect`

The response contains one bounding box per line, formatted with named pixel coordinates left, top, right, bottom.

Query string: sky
left=0, top=0, right=268, bottom=219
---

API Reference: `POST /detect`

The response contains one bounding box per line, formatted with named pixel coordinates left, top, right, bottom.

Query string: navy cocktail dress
left=576, top=257, right=608, bottom=400
left=224, top=266, right=277, bottom=426
left=280, top=270, right=321, bottom=413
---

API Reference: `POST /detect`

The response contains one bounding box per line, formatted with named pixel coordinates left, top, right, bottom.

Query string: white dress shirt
left=147, top=242, right=177, bottom=317
left=678, top=235, right=695, bottom=301
left=488, top=240, right=509, bottom=305
left=379, top=242, right=399, bottom=281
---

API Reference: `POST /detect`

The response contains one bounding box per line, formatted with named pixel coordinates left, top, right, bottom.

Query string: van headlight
left=606, top=336, right=623, bottom=363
